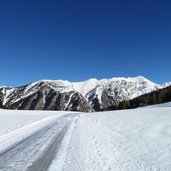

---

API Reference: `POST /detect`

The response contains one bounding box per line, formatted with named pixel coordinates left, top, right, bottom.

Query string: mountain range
left=0, top=76, right=170, bottom=112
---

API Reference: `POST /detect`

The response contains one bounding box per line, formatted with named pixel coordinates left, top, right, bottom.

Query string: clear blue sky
left=0, top=0, right=171, bottom=86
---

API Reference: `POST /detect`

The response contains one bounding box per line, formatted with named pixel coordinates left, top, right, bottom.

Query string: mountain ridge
left=0, top=76, right=170, bottom=112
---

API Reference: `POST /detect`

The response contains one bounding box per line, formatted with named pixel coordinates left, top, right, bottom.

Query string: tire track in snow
left=0, top=113, right=79, bottom=171
left=28, top=114, right=78, bottom=171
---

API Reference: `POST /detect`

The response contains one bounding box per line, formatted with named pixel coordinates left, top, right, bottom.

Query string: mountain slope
left=0, top=76, right=165, bottom=112
left=118, top=84, right=171, bottom=109
left=74, top=76, right=161, bottom=111
left=0, top=80, right=92, bottom=112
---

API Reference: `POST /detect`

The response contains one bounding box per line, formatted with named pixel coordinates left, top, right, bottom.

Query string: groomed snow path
left=0, top=113, right=79, bottom=171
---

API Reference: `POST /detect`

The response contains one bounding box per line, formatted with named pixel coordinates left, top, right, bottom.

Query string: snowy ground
left=0, top=103, right=171, bottom=171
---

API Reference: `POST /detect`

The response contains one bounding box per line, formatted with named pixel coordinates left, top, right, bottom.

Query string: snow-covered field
left=0, top=103, right=171, bottom=171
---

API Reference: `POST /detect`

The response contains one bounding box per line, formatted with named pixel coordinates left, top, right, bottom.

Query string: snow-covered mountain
left=0, top=80, right=92, bottom=112
left=0, top=76, right=164, bottom=112
left=73, top=76, right=162, bottom=110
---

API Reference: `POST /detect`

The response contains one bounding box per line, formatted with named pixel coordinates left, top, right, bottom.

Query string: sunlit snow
left=0, top=103, right=171, bottom=170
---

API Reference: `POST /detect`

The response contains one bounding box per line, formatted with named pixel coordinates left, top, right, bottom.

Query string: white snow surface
left=72, top=76, right=161, bottom=99
left=0, top=103, right=171, bottom=170
left=0, top=110, right=72, bottom=136
left=72, top=78, right=100, bottom=96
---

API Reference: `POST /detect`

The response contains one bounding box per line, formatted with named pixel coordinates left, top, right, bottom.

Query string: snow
left=72, top=76, right=162, bottom=109
left=0, top=110, right=71, bottom=136
left=24, top=80, right=74, bottom=94
left=155, top=102, right=171, bottom=107
left=72, top=78, right=100, bottom=96
left=1, top=80, right=75, bottom=107
left=64, top=106, right=171, bottom=171
left=103, top=76, right=160, bottom=99
left=0, top=110, right=78, bottom=171
left=73, top=76, right=161, bottom=101
left=146, top=101, right=171, bottom=108
left=162, top=82, right=171, bottom=88
left=2, top=88, right=15, bottom=105
left=0, top=103, right=171, bottom=170
left=64, top=92, right=74, bottom=110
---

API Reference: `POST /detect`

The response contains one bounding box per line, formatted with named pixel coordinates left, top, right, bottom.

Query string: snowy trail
left=64, top=108, right=171, bottom=171
left=63, top=114, right=115, bottom=171
left=0, top=113, right=79, bottom=171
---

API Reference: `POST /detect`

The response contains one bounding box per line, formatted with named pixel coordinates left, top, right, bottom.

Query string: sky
left=0, top=0, right=171, bottom=86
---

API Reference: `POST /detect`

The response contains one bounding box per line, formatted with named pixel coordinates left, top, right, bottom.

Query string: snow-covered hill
left=0, top=76, right=164, bottom=111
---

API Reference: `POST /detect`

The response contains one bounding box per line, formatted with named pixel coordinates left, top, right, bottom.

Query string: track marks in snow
left=1, top=107, right=171, bottom=171
left=0, top=113, right=79, bottom=171
left=63, top=114, right=114, bottom=171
